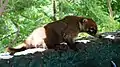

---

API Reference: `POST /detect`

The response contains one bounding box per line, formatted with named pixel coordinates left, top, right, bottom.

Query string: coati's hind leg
left=6, top=38, right=48, bottom=55
left=55, top=42, right=70, bottom=51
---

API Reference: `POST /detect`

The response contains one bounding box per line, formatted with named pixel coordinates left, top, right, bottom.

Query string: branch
left=0, top=31, right=17, bottom=41
left=9, top=21, right=20, bottom=46
left=0, top=21, right=20, bottom=47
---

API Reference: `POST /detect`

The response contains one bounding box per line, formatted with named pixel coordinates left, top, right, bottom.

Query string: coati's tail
left=6, top=47, right=27, bottom=55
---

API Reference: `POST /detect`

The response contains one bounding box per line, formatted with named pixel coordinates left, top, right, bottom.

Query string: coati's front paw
left=55, top=42, right=69, bottom=51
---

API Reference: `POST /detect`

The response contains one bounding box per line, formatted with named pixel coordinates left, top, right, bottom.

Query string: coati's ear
left=82, top=19, right=88, bottom=23
left=80, top=18, right=88, bottom=24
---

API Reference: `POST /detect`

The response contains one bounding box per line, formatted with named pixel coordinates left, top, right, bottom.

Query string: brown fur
left=44, top=16, right=97, bottom=50
left=6, top=16, right=97, bottom=54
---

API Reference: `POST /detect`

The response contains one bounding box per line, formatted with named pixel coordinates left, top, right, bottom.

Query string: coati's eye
left=87, top=27, right=97, bottom=36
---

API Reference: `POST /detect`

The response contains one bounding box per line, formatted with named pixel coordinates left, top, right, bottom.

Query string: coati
left=44, top=16, right=97, bottom=50
left=6, top=16, right=97, bottom=54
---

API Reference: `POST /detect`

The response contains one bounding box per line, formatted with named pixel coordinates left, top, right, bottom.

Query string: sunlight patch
left=75, top=40, right=90, bottom=44
left=0, top=52, right=13, bottom=59
left=104, top=35, right=115, bottom=39
left=14, top=48, right=46, bottom=56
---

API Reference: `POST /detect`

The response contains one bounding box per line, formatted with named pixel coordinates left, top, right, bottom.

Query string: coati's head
left=62, top=16, right=97, bottom=36
left=79, top=17, right=97, bottom=36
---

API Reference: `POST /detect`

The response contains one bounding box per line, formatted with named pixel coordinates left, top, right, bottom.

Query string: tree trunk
left=107, top=0, right=113, bottom=18
left=53, top=0, right=56, bottom=21
left=0, top=0, right=8, bottom=16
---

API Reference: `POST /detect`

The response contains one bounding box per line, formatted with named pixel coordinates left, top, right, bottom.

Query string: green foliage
left=0, top=0, right=53, bottom=53
left=57, top=0, right=120, bottom=32
left=0, top=0, right=120, bottom=53
left=98, top=19, right=120, bottom=32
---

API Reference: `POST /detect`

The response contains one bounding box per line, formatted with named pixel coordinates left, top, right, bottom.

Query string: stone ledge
left=0, top=31, right=120, bottom=67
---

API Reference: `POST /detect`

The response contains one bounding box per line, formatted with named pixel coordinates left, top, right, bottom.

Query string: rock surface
left=1, top=31, right=120, bottom=67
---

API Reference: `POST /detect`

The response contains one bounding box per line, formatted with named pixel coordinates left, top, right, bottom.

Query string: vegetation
left=0, top=0, right=120, bottom=53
